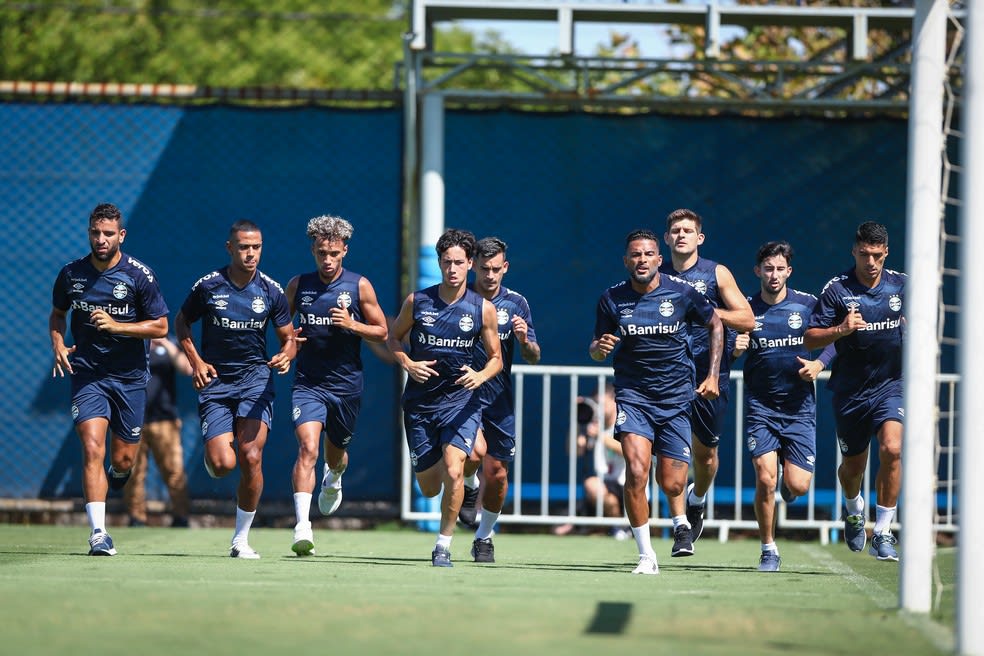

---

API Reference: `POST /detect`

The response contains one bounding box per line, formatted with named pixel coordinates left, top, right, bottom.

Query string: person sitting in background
left=124, top=335, right=192, bottom=527
left=554, top=386, right=625, bottom=538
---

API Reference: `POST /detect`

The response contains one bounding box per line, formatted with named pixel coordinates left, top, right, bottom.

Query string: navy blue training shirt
left=292, top=269, right=366, bottom=395
left=403, top=285, right=486, bottom=412
left=594, top=275, right=715, bottom=406
left=179, top=267, right=292, bottom=378
left=52, top=252, right=169, bottom=382
left=808, top=267, right=905, bottom=398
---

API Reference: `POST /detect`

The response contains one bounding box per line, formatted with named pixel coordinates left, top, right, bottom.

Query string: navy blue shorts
left=691, top=384, right=729, bottom=448
left=833, top=386, right=904, bottom=457
left=480, top=391, right=516, bottom=463
left=614, top=398, right=692, bottom=463
left=403, top=395, right=483, bottom=473
left=291, top=384, right=361, bottom=450
left=71, top=374, right=146, bottom=443
left=744, top=411, right=816, bottom=473
left=197, top=366, right=275, bottom=441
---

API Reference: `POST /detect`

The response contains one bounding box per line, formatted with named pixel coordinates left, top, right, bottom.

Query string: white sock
left=761, top=542, right=778, bottom=554
left=85, top=502, right=106, bottom=532
left=293, top=492, right=312, bottom=526
left=688, top=488, right=706, bottom=506
left=463, top=472, right=479, bottom=490
left=873, top=505, right=896, bottom=535
left=436, top=533, right=453, bottom=550
left=631, top=523, right=656, bottom=558
left=845, top=494, right=864, bottom=516
left=476, top=510, right=499, bottom=540
left=672, top=514, right=691, bottom=530
left=233, top=507, right=256, bottom=546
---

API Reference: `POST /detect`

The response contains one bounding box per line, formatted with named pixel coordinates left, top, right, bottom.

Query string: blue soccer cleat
left=869, top=533, right=899, bottom=562
left=431, top=546, right=453, bottom=567
left=843, top=507, right=867, bottom=552
left=758, top=551, right=781, bottom=572
left=88, top=529, right=117, bottom=556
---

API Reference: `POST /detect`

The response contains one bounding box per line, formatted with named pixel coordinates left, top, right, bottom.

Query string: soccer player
left=175, top=220, right=297, bottom=559
left=285, top=215, right=388, bottom=556
left=591, top=229, right=723, bottom=575
left=457, top=237, right=540, bottom=563
left=49, top=203, right=169, bottom=556
left=732, top=241, right=834, bottom=572
left=387, top=228, right=502, bottom=567
left=805, top=221, right=905, bottom=562
left=659, top=208, right=755, bottom=556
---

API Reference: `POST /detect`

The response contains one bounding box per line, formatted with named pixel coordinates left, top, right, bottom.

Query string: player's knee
left=879, top=441, right=902, bottom=462
left=756, top=470, right=777, bottom=490
left=111, top=453, right=136, bottom=472
left=295, top=441, right=319, bottom=467
left=239, top=446, right=263, bottom=471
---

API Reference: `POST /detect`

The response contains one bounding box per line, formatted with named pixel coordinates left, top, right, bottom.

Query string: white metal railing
left=400, top=365, right=960, bottom=541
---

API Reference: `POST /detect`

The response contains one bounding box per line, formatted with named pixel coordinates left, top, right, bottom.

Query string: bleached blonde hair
left=307, top=215, right=354, bottom=243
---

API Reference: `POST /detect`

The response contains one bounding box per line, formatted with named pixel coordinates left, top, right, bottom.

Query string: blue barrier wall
left=1, top=103, right=907, bottom=504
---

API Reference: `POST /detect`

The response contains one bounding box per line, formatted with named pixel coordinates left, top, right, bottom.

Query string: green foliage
left=0, top=0, right=412, bottom=88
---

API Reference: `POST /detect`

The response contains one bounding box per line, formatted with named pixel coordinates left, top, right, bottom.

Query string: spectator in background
left=554, top=386, right=626, bottom=538
left=124, top=336, right=192, bottom=528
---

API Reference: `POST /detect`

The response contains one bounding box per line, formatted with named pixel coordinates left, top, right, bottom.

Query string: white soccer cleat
left=230, top=542, right=261, bottom=559
left=631, top=554, right=659, bottom=575
left=291, top=523, right=315, bottom=557
left=318, top=483, right=343, bottom=516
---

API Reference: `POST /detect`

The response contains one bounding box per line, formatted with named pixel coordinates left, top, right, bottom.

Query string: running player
left=733, top=241, right=834, bottom=571
left=387, top=228, right=502, bottom=567
left=658, top=208, right=755, bottom=556
left=591, top=229, right=723, bottom=575
left=175, top=220, right=296, bottom=559
left=50, top=203, right=169, bottom=556
left=286, top=215, right=388, bottom=556
left=458, top=237, right=540, bottom=563
left=805, top=221, right=905, bottom=562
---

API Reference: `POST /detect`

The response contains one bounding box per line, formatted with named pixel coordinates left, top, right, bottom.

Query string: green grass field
left=0, top=524, right=954, bottom=656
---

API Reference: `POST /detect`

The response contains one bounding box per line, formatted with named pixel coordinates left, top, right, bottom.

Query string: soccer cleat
left=757, top=551, right=781, bottom=572
left=843, top=507, right=867, bottom=552
left=685, top=482, right=705, bottom=542
left=869, top=533, right=899, bottom=562
left=631, top=554, right=660, bottom=575
left=318, top=468, right=344, bottom=516
left=107, top=465, right=131, bottom=491
left=458, top=485, right=480, bottom=530
left=230, top=543, right=261, bottom=559
left=88, top=529, right=117, bottom=556
left=671, top=524, right=694, bottom=557
left=471, top=537, right=495, bottom=563
left=318, top=484, right=343, bottom=516
left=431, top=546, right=453, bottom=568
left=291, top=524, right=315, bottom=557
